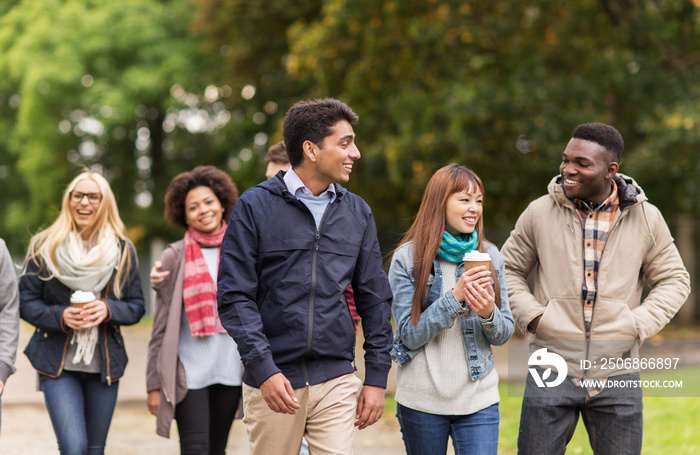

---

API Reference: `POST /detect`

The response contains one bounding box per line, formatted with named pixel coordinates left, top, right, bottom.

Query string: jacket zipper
left=104, top=324, right=112, bottom=385
left=101, top=285, right=113, bottom=386
left=56, top=333, right=70, bottom=377
left=303, top=203, right=332, bottom=386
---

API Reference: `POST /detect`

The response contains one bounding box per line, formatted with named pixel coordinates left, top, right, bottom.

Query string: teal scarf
left=437, top=230, right=478, bottom=263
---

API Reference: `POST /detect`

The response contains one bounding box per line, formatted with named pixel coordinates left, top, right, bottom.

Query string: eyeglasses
left=69, top=191, right=102, bottom=204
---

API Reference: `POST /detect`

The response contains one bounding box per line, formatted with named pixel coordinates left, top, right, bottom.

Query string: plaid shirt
left=575, top=180, right=620, bottom=331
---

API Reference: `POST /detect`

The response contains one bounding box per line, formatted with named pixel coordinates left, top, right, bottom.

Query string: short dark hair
left=572, top=122, right=624, bottom=162
left=264, top=141, right=289, bottom=165
left=164, top=165, right=239, bottom=230
left=282, top=98, right=359, bottom=167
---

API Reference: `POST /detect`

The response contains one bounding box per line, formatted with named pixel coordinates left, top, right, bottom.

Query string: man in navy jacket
left=217, top=98, right=393, bottom=455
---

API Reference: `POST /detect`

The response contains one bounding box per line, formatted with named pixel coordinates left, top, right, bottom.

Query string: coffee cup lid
left=462, top=251, right=491, bottom=261
left=71, top=290, right=96, bottom=304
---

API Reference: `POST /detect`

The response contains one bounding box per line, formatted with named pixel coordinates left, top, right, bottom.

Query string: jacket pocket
left=590, top=297, right=638, bottom=341
left=24, top=329, right=67, bottom=376
left=424, top=272, right=439, bottom=308
left=110, top=326, right=124, bottom=346
left=536, top=297, right=586, bottom=340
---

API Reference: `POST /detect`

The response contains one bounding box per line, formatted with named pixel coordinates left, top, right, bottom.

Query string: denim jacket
left=389, top=241, right=514, bottom=380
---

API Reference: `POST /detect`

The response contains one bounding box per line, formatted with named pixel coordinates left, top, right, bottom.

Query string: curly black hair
left=164, top=166, right=239, bottom=230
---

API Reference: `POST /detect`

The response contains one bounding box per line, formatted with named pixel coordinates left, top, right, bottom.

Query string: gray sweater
left=0, top=239, right=19, bottom=387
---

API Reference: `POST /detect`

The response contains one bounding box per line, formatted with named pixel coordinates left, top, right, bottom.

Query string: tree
left=282, top=0, right=700, bottom=250
left=201, top=0, right=700, bottom=319
left=188, top=0, right=324, bottom=191
left=0, top=0, right=225, bottom=252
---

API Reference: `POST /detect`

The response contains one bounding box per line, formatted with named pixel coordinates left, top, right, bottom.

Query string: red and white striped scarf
left=183, top=223, right=227, bottom=336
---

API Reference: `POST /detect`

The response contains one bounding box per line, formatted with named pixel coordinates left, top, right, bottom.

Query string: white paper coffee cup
left=70, top=290, right=96, bottom=307
left=463, top=251, right=491, bottom=271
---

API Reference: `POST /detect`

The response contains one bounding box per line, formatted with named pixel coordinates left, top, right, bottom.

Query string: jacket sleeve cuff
left=101, top=299, right=113, bottom=322
left=363, top=363, right=390, bottom=389
left=146, top=373, right=160, bottom=392
left=60, top=308, right=71, bottom=333
left=479, top=309, right=496, bottom=325
left=248, top=355, right=282, bottom=387
left=0, top=361, right=13, bottom=385
left=441, top=290, right=466, bottom=317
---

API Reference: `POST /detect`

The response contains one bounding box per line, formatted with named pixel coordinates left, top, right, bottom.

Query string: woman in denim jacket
left=389, top=164, right=514, bottom=455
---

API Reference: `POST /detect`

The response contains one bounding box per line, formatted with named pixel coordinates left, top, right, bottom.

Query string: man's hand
left=528, top=315, right=542, bottom=333
left=147, top=390, right=160, bottom=416
left=260, top=372, right=300, bottom=414
left=355, top=385, right=385, bottom=430
left=150, top=261, right=170, bottom=288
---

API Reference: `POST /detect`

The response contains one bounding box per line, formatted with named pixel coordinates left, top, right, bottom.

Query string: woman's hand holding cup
left=454, top=252, right=495, bottom=318
left=64, top=291, right=108, bottom=330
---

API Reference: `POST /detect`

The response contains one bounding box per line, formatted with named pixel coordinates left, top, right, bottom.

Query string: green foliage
left=188, top=0, right=325, bottom=195
left=1, top=0, right=700, bottom=259
left=284, top=0, right=700, bottom=248
left=0, top=0, right=222, bottom=252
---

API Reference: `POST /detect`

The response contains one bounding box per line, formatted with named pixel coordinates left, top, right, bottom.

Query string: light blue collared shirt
left=283, top=168, right=336, bottom=229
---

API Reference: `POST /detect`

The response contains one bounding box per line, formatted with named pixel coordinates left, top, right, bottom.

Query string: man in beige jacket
left=501, top=122, right=690, bottom=455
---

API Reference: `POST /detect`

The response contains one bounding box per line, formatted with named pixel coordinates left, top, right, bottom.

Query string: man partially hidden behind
left=264, top=140, right=291, bottom=179
left=501, top=122, right=690, bottom=455
left=217, top=98, right=393, bottom=455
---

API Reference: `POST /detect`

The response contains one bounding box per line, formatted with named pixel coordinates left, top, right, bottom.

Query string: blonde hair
left=24, top=171, right=133, bottom=298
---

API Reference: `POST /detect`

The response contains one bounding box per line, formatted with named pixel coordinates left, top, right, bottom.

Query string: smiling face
left=560, top=138, right=619, bottom=203
left=69, top=179, right=102, bottom=238
left=445, top=185, right=483, bottom=236
left=306, top=119, right=360, bottom=194
left=184, top=186, right=225, bottom=234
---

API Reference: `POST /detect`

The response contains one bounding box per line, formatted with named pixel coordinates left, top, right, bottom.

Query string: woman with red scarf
left=146, top=166, right=242, bottom=455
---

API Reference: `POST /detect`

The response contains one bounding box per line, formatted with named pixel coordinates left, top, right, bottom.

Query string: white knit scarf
left=45, top=228, right=121, bottom=365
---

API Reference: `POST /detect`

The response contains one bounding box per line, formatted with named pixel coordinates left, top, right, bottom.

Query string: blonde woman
left=19, top=171, right=145, bottom=455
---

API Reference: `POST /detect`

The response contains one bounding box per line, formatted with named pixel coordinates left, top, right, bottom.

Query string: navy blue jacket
left=217, top=173, right=393, bottom=389
left=19, top=241, right=145, bottom=384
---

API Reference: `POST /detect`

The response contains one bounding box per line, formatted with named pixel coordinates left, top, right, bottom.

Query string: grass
left=383, top=376, right=700, bottom=454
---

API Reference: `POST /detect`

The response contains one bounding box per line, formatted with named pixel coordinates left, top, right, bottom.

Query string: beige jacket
left=501, top=174, right=690, bottom=377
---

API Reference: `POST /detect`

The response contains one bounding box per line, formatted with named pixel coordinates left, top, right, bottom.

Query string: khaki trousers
left=242, top=373, right=363, bottom=455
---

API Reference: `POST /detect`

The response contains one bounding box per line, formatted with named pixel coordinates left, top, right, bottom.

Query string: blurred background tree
left=0, top=0, right=698, bottom=319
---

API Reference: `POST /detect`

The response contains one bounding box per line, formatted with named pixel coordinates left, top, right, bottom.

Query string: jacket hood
left=258, top=170, right=349, bottom=201
left=548, top=172, right=647, bottom=211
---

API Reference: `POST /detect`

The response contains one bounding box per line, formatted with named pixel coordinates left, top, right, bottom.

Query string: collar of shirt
left=283, top=167, right=337, bottom=203
left=575, top=180, right=619, bottom=214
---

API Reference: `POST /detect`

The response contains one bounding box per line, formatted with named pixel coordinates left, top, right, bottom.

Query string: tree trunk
left=674, top=215, right=696, bottom=325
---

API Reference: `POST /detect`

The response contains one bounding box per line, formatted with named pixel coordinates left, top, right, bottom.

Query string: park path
left=0, top=324, right=430, bottom=454
left=1, top=322, right=517, bottom=454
